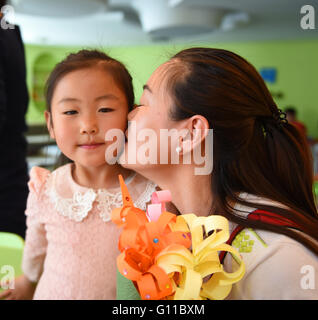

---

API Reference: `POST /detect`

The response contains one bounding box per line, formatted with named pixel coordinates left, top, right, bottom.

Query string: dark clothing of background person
left=0, top=16, right=29, bottom=239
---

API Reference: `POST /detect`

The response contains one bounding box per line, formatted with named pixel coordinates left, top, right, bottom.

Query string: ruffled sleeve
left=27, top=166, right=50, bottom=197
left=22, top=167, right=50, bottom=283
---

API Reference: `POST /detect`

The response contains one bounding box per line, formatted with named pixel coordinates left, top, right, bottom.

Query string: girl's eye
left=99, top=107, right=113, bottom=113
left=63, top=110, right=78, bottom=115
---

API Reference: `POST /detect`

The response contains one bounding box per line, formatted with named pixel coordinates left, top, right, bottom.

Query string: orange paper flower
left=111, top=175, right=191, bottom=300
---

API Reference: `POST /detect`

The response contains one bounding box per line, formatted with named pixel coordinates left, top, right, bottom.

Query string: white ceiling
left=4, top=0, right=318, bottom=46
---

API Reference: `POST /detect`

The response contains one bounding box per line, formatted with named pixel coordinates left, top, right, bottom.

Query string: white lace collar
left=44, top=164, right=157, bottom=223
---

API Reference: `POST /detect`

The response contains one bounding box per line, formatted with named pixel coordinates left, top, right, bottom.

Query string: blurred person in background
left=285, top=106, right=308, bottom=139
left=285, top=107, right=318, bottom=180
left=0, top=0, right=29, bottom=239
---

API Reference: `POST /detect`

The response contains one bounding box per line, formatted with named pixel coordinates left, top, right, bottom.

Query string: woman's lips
left=79, top=143, right=104, bottom=150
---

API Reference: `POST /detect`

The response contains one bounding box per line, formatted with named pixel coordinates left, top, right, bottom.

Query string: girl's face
left=46, top=67, right=129, bottom=168
left=121, top=62, right=185, bottom=172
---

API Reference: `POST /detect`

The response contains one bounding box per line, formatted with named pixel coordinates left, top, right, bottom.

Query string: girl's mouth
left=79, top=143, right=104, bottom=150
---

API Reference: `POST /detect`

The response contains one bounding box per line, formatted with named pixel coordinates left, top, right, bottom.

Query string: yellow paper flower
left=155, top=214, right=245, bottom=300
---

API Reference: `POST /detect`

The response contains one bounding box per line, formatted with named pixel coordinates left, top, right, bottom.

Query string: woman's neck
left=144, top=164, right=213, bottom=217
left=72, top=163, right=133, bottom=190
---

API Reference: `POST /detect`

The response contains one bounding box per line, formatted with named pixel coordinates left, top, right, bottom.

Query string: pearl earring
left=176, top=146, right=182, bottom=154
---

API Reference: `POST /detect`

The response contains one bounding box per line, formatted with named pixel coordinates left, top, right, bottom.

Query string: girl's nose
left=81, top=127, right=97, bottom=134
left=80, top=118, right=98, bottom=135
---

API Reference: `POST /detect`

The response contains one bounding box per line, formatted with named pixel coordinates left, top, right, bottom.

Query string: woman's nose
left=127, top=107, right=138, bottom=121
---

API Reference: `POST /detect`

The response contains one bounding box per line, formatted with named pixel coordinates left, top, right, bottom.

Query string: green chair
left=0, top=232, right=24, bottom=295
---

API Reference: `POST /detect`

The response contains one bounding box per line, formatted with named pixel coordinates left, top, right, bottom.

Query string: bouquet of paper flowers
left=111, top=175, right=245, bottom=300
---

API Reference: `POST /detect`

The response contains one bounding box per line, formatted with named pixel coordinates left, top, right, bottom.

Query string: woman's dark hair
left=166, top=47, right=318, bottom=254
left=45, top=49, right=135, bottom=167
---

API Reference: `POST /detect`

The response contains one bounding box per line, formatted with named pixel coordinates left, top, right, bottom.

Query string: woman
left=121, top=47, right=318, bottom=299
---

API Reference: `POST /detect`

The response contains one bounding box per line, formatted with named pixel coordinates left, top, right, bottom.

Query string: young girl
left=0, top=50, right=157, bottom=300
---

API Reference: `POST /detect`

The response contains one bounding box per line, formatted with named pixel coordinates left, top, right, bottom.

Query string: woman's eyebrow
left=143, top=84, right=152, bottom=93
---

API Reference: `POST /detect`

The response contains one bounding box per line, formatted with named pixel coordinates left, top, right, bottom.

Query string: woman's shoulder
left=227, top=193, right=318, bottom=298
left=228, top=228, right=318, bottom=299
left=231, top=226, right=318, bottom=265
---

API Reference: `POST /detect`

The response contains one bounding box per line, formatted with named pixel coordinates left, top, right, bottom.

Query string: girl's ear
left=44, top=111, right=55, bottom=140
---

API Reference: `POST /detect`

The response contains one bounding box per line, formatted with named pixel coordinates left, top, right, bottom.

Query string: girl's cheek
left=57, top=124, right=75, bottom=138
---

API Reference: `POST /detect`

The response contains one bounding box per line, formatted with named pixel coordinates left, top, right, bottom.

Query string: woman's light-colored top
left=225, top=193, right=318, bottom=300
left=22, top=163, right=157, bottom=300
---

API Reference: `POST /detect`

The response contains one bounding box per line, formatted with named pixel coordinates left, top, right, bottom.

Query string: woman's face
left=120, top=62, right=185, bottom=172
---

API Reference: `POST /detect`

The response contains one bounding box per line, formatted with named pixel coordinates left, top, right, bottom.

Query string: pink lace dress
left=22, top=163, right=156, bottom=300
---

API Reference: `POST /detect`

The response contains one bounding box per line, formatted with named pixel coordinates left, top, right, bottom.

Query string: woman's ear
left=180, top=115, right=210, bottom=154
left=44, top=111, right=55, bottom=140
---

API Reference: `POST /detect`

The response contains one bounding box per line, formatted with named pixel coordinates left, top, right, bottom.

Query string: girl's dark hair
left=166, top=47, right=318, bottom=254
left=45, top=49, right=135, bottom=167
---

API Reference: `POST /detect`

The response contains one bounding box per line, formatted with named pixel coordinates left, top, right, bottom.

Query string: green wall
left=25, top=39, right=318, bottom=137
